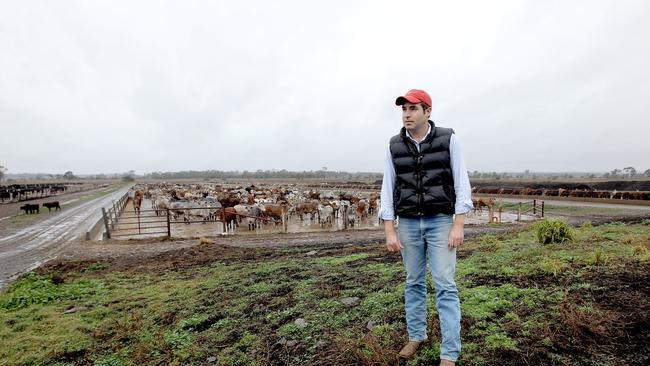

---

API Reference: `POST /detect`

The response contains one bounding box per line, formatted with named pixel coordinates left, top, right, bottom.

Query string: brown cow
left=356, top=200, right=368, bottom=220
left=221, top=207, right=238, bottom=228
left=133, top=190, right=143, bottom=214
left=218, top=193, right=241, bottom=208
left=262, top=204, right=287, bottom=224
left=297, top=200, right=319, bottom=221
left=368, top=192, right=378, bottom=214
left=473, top=198, right=494, bottom=214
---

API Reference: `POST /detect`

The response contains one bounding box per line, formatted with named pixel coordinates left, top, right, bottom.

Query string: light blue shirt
left=379, top=124, right=474, bottom=221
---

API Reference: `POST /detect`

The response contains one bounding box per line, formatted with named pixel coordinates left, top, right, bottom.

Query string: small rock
left=286, top=340, right=298, bottom=347
left=366, top=320, right=378, bottom=330
left=340, top=296, right=360, bottom=306
left=277, top=337, right=288, bottom=345
left=305, top=250, right=318, bottom=256
left=63, top=306, right=87, bottom=314
left=294, top=318, right=307, bottom=328
left=206, top=356, right=217, bottom=363
left=316, top=340, right=327, bottom=348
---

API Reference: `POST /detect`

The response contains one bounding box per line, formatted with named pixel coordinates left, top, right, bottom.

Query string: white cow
left=318, top=204, right=334, bottom=227
left=346, top=204, right=357, bottom=227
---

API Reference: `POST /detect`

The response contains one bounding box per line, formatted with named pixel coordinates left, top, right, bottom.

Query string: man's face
left=401, top=102, right=430, bottom=132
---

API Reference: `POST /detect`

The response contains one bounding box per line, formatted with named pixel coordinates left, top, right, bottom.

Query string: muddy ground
left=27, top=217, right=650, bottom=366
left=55, top=212, right=650, bottom=266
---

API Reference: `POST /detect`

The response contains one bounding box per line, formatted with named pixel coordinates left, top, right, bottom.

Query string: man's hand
left=384, top=220, right=403, bottom=252
left=386, top=231, right=403, bottom=252
left=448, top=223, right=464, bottom=249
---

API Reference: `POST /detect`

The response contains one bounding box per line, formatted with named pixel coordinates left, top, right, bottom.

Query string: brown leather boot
left=398, top=341, right=423, bottom=358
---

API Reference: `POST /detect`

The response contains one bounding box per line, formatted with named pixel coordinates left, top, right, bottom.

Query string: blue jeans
left=398, top=214, right=461, bottom=362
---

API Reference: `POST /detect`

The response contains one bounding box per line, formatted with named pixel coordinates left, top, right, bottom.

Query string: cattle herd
left=126, top=181, right=649, bottom=227
left=472, top=187, right=650, bottom=200
left=127, top=182, right=380, bottom=230
left=0, top=183, right=80, bottom=203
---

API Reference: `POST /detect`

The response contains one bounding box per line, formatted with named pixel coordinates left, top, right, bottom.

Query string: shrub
left=535, top=219, right=574, bottom=244
left=580, top=220, right=592, bottom=228
left=641, top=219, right=650, bottom=226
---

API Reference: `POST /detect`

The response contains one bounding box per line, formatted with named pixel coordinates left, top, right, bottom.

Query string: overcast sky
left=1, top=0, right=649, bottom=175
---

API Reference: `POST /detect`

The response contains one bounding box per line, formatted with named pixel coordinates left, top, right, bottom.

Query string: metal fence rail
left=104, top=206, right=288, bottom=239
left=100, top=192, right=131, bottom=239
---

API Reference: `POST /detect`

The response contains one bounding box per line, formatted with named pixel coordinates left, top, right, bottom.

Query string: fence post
left=108, top=208, right=115, bottom=229
left=282, top=213, right=288, bottom=233
left=221, top=208, right=226, bottom=234
left=102, top=208, right=111, bottom=239
left=343, top=207, right=348, bottom=229
left=517, top=202, right=522, bottom=221
left=166, top=208, right=171, bottom=237
left=541, top=201, right=545, bottom=218
left=112, top=200, right=119, bottom=226
left=533, top=199, right=536, bottom=216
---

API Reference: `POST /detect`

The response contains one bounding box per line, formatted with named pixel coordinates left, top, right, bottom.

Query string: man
left=378, top=89, right=473, bottom=364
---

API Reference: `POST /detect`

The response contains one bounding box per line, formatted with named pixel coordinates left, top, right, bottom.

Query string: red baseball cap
left=395, top=89, right=432, bottom=108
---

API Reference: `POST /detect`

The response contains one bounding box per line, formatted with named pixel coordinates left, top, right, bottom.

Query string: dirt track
left=0, top=184, right=131, bottom=290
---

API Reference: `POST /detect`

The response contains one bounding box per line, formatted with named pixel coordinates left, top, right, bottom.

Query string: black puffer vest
left=390, top=120, right=455, bottom=217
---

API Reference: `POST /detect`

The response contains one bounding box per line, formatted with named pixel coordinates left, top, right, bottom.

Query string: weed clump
left=641, top=219, right=650, bottom=226
left=198, top=237, right=214, bottom=245
left=588, top=248, right=608, bottom=266
left=480, top=234, right=499, bottom=245
left=534, top=219, right=574, bottom=244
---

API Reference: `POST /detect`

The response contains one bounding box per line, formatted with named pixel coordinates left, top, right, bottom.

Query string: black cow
left=43, top=201, right=61, bottom=212
left=20, top=204, right=39, bottom=214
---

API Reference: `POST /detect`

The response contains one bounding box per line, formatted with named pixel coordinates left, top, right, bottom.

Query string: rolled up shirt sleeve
left=450, top=134, right=474, bottom=215
left=378, top=145, right=396, bottom=221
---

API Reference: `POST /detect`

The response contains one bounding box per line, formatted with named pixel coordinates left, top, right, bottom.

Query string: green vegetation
left=1, top=222, right=648, bottom=365
left=534, top=218, right=575, bottom=244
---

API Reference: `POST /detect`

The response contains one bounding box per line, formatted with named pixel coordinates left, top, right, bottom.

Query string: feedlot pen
left=108, top=198, right=383, bottom=239
left=107, top=198, right=539, bottom=240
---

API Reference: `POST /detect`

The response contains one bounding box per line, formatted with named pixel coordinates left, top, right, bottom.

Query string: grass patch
left=1, top=222, right=649, bottom=365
